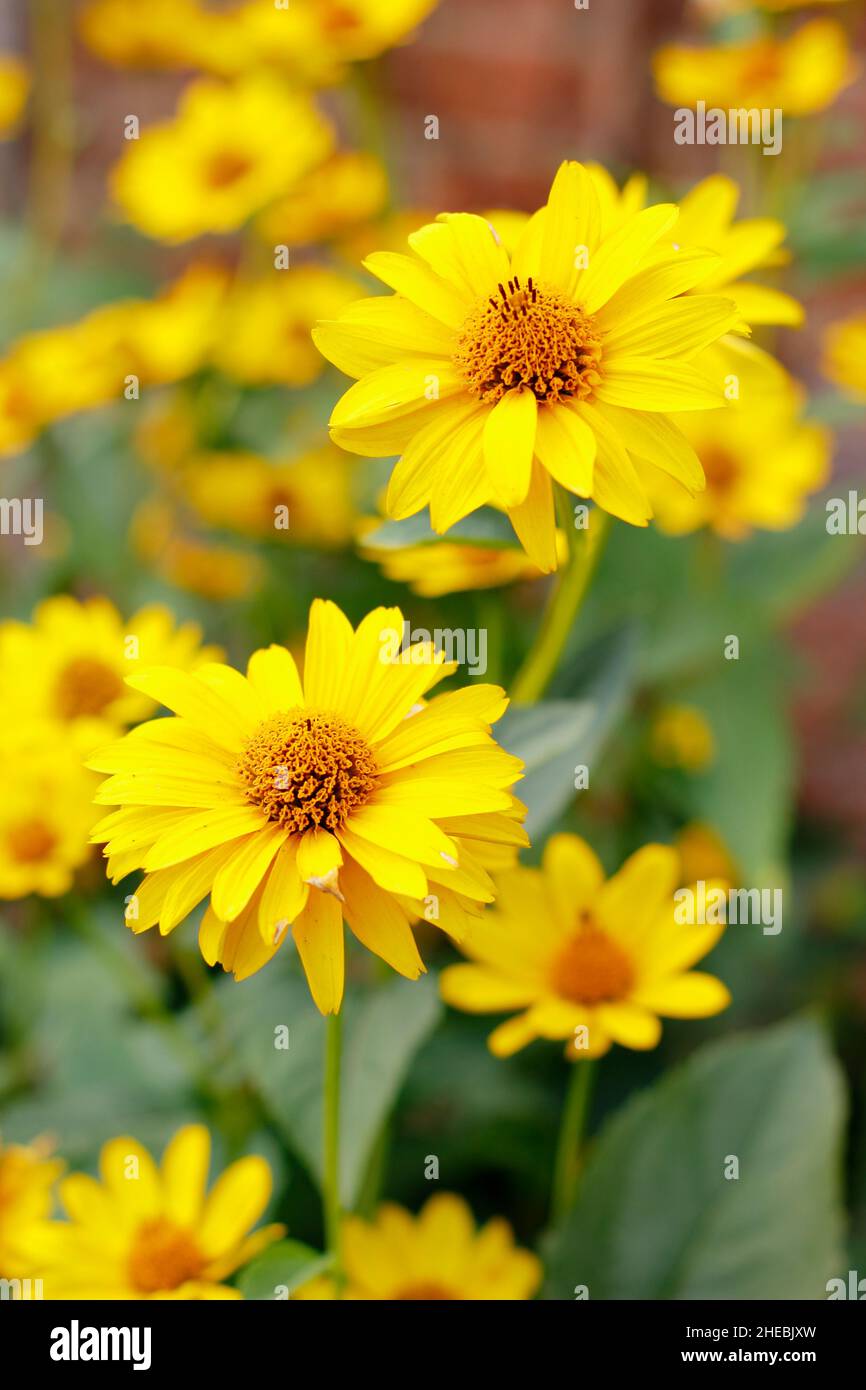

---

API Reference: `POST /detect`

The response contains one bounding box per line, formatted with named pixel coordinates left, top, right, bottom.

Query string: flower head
left=649, top=703, right=716, bottom=772
left=295, top=1193, right=541, bottom=1300
left=90, top=600, right=526, bottom=1014
left=315, top=162, right=741, bottom=570
left=822, top=311, right=866, bottom=401
left=440, top=834, right=730, bottom=1058
left=0, top=1138, right=63, bottom=1278
left=32, top=1125, right=283, bottom=1299
left=0, top=725, right=98, bottom=899
left=0, top=54, right=29, bottom=137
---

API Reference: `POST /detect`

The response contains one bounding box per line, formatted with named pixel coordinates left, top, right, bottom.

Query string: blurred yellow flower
left=130, top=497, right=264, bottom=601
left=296, top=1193, right=541, bottom=1300
left=361, top=534, right=567, bottom=596
left=653, top=19, right=857, bottom=116
left=0, top=596, right=220, bottom=752
left=822, top=311, right=866, bottom=401
left=89, top=599, right=526, bottom=1014
left=33, top=1125, right=283, bottom=1299
left=214, top=266, right=360, bottom=387
left=0, top=725, right=98, bottom=899
left=0, top=53, right=29, bottom=137
left=649, top=704, right=716, bottom=772
left=440, top=834, right=730, bottom=1058
left=257, top=152, right=389, bottom=248
left=123, top=262, right=230, bottom=385
left=675, top=822, right=739, bottom=887
left=181, top=445, right=356, bottom=546
left=0, top=1138, right=62, bottom=1279
left=78, top=0, right=235, bottom=70
left=315, top=162, right=741, bottom=571
left=111, top=75, right=333, bottom=243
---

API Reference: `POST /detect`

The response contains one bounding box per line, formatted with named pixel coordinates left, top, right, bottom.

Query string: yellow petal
left=533, top=400, right=596, bottom=494
left=292, top=890, right=345, bottom=1015
left=507, top=455, right=558, bottom=572
left=482, top=388, right=537, bottom=506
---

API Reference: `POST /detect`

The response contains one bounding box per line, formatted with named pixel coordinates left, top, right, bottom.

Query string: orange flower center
left=700, top=446, right=739, bottom=493
left=127, top=1217, right=205, bottom=1294
left=7, top=819, right=57, bottom=864
left=553, top=924, right=633, bottom=1005
left=395, top=1281, right=458, bottom=1300
left=55, top=656, right=124, bottom=720
left=206, top=152, right=254, bottom=189
left=237, top=709, right=379, bottom=834
left=455, top=278, right=602, bottom=405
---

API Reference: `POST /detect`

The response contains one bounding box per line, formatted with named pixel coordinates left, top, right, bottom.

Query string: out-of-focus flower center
left=127, top=1217, right=205, bottom=1294
left=553, top=924, right=633, bottom=1005
left=55, top=656, right=124, bottom=719
left=237, top=708, right=379, bottom=833
left=206, top=152, right=254, bottom=189
left=700, top=446, right=739, bottom=492
left=455, top=278, right=602, bottom=405
left=394, top=1281, right=458, bottom=1300
left=6, top=819, right=57, bottom=864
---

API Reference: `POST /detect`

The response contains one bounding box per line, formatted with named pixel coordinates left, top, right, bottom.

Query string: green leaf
left=236, top=1240, right=329, bottom=1300
left=544, top=1018, right=846, bottom=1299
left=499, top=630, right=636, bottom=839
left=363, top=507, right=518, bottom=551
left=219, top=966, right=442, bottom=1203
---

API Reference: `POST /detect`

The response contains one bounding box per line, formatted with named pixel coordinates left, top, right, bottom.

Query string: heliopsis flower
left=0, top=596, right=220, bottom=752
left=0, top=307, right=129, bottom=444
left=77, top=0, right=235, bottom=70
left=89, top=600, right=526, bottom=1014
left=0, top=1138, right=62, bottom=1280
left=314, top=162, right=741, bottom=570
left=0, top=54, right=29, bottom=137
left=0, top=725, right=99, bottom=899
left=130, top=498, right=264, bottom=601
left=181, top=446, right=356, bottom=547
left=644, top=363, right=830, bottom=538
left=34, top=1125, right=283, bottom=1299
left=361, top=533, right=567, bottom=596
left=295, top=1194, right=541, bottom=1300
left=653, top=19, right=857, bottom=116
left=675, top=822, right=738, bottom=888
left=111, top=74, right=332, bottom=243
left=257, top=151, right=388, bottom=248
left=123, top=262, right=229, bottom=385
left=649, top=704, right=716, bottom=772
left=822, top=311, right=866, bottom=401
left=440, top=834, right=730, bottom=1058
left=213, top=266, right=359, bottom=388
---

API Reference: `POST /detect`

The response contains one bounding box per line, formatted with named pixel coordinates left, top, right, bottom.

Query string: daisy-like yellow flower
left=0, top=597, right=220, bottom=753
left=123, top=262, right=229, bottom=386
left=822, top=311, right=866, bottom=401
left=440, top=834, right=730, bottom=1058
left=130, top=498, right=265, bottom=601
left=0, top=725, right=98, bottom=899
left=111, top=74, right=332, bottom=244
left=34, top=1125, right=283, bottom=1300
left=257, top=151, right=389, bottom=249
left=181, top=446, right=356, bottom=547
left=89, top=600, right=526, bottom=1014
left=77, top=0, right=234, bottom=71
left=644, top=364, right=830, bottom=539
left=649, top=703, right=716, bottom=772
left=0, top=1138, right=63, bottom=1280
left=675, top=822, right=739, bottom=888
left=295, top=1193, right=541, bottom=1300
left=361, top=533, right=567, bottom=597
left=653, top=19, right=857, bottom=117
left=213, top=266, right=360, bottom=388
left=314, top=162, right=742, bottom=571
left=0, top=53, right=29, bottom=137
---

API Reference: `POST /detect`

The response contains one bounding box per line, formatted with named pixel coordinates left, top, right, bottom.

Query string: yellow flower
left=181, top=446, right=356, bottom=547
left=314, top=162, right=742, bottom=571
left=440, top=834, right=730, bottom=1058
left=0, top=53, right=29, bottom=136
left=77, top=0, right=235, bottom=71
left=123, top=262, right=230, bottom=385
left=111, top=74, right=332, bottom=243
left=675, top=822, right=739, bottom=888
left=645, top=349, right=830, bottom=539
left=89, top=600, right=526, bottom=1014
left=213, top=266, right=360, bottom=388
left=653, top=19, right=857, bottom=116
left=0, top=724, right=98, bottom=899
left=649, top=704, right=716, bottom=772
left=361, top=533, right=567, bottom=596
left=34, top=1124, right=284, bottom=1299
left=0, top=1138, right=63, bottom=1279
left=257, top=151, right=389, bottom=248
left=130, top=498, right=264, bottom=601
left=0, top=596, right=220, bottom=752
left=822, top=311, right=866, bottom=401
left=296, top=1193, right=541, bottom=1300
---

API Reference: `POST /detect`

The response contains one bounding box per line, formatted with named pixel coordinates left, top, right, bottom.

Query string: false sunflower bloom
left=0, top=1138, right=63, bottom=1280
left=89, top=600, right=526, bottom=1014
left=822, top=312, right=866, bottom=401
left=0, top=53, right=29, bottom=137
left=314, top=162, right=741, bottom=570
left=440, top=834, right=730, bottom=1058
left=0, top=726, right=98, bottom=899
left=295, top=1194, right=541, bottom=1301
left=34, top=1125, right=283, bottom=1300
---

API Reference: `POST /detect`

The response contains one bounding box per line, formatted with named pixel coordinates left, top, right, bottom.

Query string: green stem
left=511, top=503, right=611, bottom=704
left=551, top=1058, right=596, bottom=1223
left=323, top=1011, right=344, bottom=1273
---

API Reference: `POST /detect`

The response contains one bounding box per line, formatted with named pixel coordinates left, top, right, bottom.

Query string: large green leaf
left=219, top=965, right=442, bottom=1203
left=237, top=1240, right=329, bottom=1300
left=544, top=1018, right=846, bottom=1299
